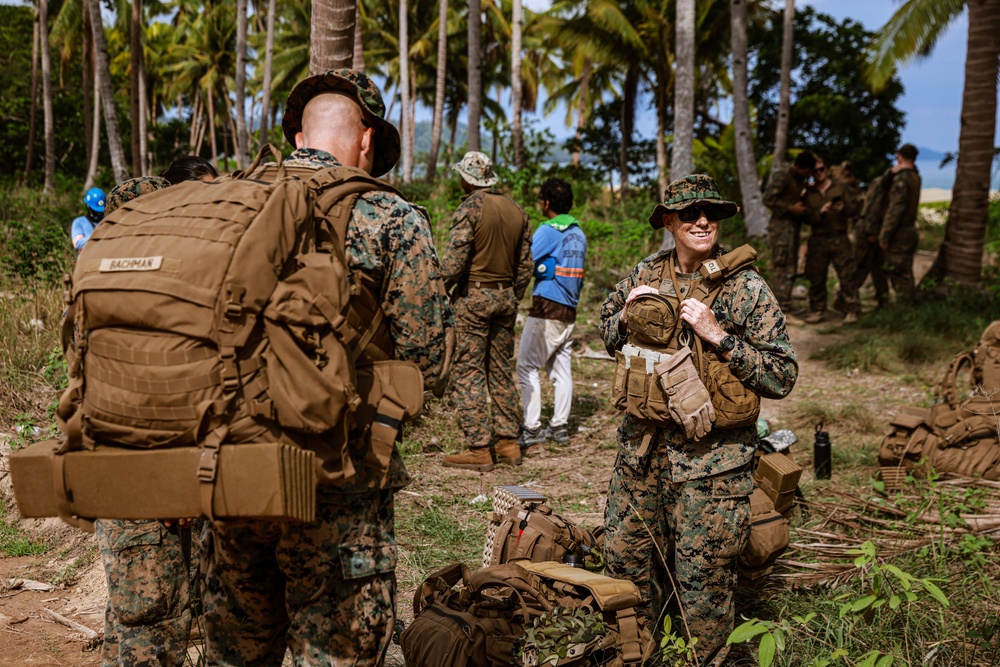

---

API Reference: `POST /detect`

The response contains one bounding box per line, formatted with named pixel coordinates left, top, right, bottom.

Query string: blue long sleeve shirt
left=71, top=216, right=95, bottom=251
left=531, top=214, right=587, bottom=309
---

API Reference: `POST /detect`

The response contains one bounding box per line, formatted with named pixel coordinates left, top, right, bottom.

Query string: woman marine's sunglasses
left=677, top=204, right=727, bottom=223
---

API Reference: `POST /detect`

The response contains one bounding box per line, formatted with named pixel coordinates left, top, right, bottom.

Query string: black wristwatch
left=717, top=335, right=736, bottom=353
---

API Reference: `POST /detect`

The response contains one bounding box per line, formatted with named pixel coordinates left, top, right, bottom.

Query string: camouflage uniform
left=843, top=168, right=895, bottom=313
left=878, top=167, right=921, bottom=304
left=96, top=176, right=202, bottom=667
left=440, top=178, right=533, bottom=452
left=802, top=179, right=856, bottom=315
left=763, top=164, right=810, bottom=309
left=600, top=246, right=797, bottom=664
left=203, top=70, right=453, bottom=667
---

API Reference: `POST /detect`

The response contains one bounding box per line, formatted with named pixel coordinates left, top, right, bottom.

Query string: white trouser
left=517, top=316, right=575, bottom=430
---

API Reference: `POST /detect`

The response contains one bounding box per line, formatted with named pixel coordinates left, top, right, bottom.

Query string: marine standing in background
left=763, top=151, right=816, bottom=324
left=878, top=144, right=922, bottom=305
left=517, top=178, right=587, bottom=451
left=94, top=175, right=197, bottom=667
left=600, top=175, right=798, bottom=666
left=71, top=187, right=106, bottom=252
left=440, top=151, right=534, bottom=472
left=801, top=156, right=856, bottom=324
left=842, top=165, right=896, bottom=319
left=201, top=69, right=453, bottom=666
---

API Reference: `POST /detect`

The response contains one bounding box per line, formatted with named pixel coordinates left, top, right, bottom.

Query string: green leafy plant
left=659, top=615, right=698, bottom=667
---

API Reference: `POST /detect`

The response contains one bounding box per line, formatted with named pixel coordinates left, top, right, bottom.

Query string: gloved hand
left=655, top=345, right=715, bottom=440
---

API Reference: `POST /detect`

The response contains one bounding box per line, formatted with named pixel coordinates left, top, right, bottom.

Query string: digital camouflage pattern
left=802, top=179, right=856, bottom=314
left=441, top=187, right=533, bottom=450
left=842, top=169, right=896, bottom=313
left=202, top=146, right=452, bottom=665
left=878, top=167, right=922, bottom=304
left=106, top=176, right=171, bottom=214
left=203, top=490, right=397, bottom=666
left=96, top=519, right=197, bottom=667
left=763, top=164, right=811, bottom=308
left=451, top=150, right=499, bottom=187
left=281, top=69, right=401, bottom=178
left=599, top=245, right=797, bottom=661
left=647, top=174, right=738, bottom=229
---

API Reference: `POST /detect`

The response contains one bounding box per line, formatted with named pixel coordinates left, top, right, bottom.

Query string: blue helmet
left=84, top=187, right=106, bottom=214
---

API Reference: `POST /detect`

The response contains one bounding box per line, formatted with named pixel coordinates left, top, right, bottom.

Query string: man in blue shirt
left=517, top=178, right=587, bottom=449
left=71, top=187, right=106, bottom=252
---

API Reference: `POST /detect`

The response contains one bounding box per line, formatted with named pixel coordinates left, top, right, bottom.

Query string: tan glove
left=655, top=345, right=715, bottom=440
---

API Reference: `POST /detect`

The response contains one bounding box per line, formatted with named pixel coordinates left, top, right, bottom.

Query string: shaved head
left=295, top=92, right=375, bottom=172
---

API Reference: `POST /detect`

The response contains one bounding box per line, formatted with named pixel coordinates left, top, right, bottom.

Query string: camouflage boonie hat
left=282, top=69, right=401, bottom=178
left=106, top=176, right=171, bottom=214
left=451, top=151, right=499, bottom=187
left=648, top=174, right=738, bottom=229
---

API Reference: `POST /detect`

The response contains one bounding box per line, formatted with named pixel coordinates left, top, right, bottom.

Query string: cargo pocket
left=100, top=520, right=184, bottom=626
left=339, top=542, right=397, bottom=580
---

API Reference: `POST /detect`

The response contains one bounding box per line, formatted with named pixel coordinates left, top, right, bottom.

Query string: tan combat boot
left=842, top=311, right=859, bottom=325
left=805, top=311, right=825, bottom=324
left=443, top=447, right=495, bottom=472
left=494, top=438, right=523, bottom=466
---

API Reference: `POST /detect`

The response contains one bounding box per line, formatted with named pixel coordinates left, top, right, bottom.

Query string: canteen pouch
left=706, top=360, right=760, bottom=430
left=353, top=360, right=424, bottom=482
left=739, top=488, right=789, bottom=571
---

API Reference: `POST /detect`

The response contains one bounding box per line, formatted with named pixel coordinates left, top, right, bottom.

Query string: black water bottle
left=562, top=552, right=583, bottom=568
left=814, top=422, right=832, bottom=479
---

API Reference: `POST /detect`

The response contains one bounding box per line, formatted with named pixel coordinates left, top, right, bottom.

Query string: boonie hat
left=106, top=176, right=171, bottom=214
left=282, top=69, right=401, bottom=178
left=451, top=151, right=499, bottom=187
left=647, top=174, right=739, bottom=230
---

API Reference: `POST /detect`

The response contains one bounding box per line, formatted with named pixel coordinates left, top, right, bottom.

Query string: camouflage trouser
left=202, top=489, right=397, bottom=666
left=96, top=518, right=197, bottom=667
left=767, top=218, right=801, bottom=309
left=450, top=285, right=520, bottom=448
left=843, top=234, right=888, bottom=313
left=882, top=227, right=918, bottom=304
left=603, top=449, right=752, bottom=665
left=804, top=233, right=854, bottom=314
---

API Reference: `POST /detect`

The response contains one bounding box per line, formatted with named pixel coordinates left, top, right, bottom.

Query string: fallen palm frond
left=771, top=474, right=1000, bottom=587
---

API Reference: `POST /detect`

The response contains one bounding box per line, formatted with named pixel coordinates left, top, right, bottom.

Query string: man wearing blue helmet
left=71, top=187, right=106, bottom=251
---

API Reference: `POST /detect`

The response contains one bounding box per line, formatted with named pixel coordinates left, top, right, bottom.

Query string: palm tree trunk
left=235, top=0, right=249, bottom=169
left=39, top=0, right=56, bottom=192
left=400, top=0, right=412, bottom=183
left=22, top=10, right=39, bottom=186
left=260, top=0, right=276, bottom=145
left=619, top=67, right=638, bottom=196
left=88, top=0, right=129, bottom=183
left=467, top=0, right=482, bottom=152
left=83, top=78, right=102, bottom=191
left=572, top=59, right=590, bottom=168
left=139, top=49, right=149, bottom=175
left=671, top=0, right=695, bottom=181
left=656, top=81, right=674, bottom=252
left=130, top=0, right=142, bottom=176
left=924, top=0, right=1000, bottom=288
left=310, top=0, right=356, bottom=73
left=352, top=3, right=365, bottom=71
left=82, top=7, right=93, bottom=179
left=426, top=0, right=448, bottom=182
left=731, top=0, right=770, bottom=238
left=771, top=0, right=794, bottom=175
left=207, top=88, right=219, bottom=173
left=511, top=0, right=524, bottom=170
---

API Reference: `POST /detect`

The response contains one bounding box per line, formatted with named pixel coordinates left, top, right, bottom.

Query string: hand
left=788, top=201, right=807, bottom=217
left=820, top=201, right=833, bottom=214
left=620, top=285, right=660, bottom=326
left=655, top=347, right=715, bottom=440
left=162, top=518, right=194, bottom=529
left=679, top=298, right=726, bottom=347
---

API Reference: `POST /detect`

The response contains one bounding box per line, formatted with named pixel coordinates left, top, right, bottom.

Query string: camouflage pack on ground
left=399, top=561, right=646, bottom=667
left=57, top=145, right=410, bottom=517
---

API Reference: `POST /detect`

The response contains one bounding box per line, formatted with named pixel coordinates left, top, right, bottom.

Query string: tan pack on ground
left=51, top=145, right=423, bottom=524
left=611, top=245, right=761, bottom=432
left=487, top=502, right=603, bottom=568
left=739, top=487, right=790, bottom=577
left=938, top=319, right=1000, bottom=407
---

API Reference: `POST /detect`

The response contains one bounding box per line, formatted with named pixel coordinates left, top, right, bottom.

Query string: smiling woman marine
left=598, top=173, right=799, bottom=665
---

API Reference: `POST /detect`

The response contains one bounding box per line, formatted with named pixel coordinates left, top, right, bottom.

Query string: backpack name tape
left=99, top=256, right=164, bottom=272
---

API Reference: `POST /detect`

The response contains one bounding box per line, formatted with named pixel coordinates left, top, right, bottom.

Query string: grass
left=0, top=500, right=48, bottom=557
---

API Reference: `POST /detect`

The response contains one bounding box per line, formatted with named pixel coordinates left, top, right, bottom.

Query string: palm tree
left=731, top=0, right=769, bottom=237
left=235, top=0, right=249, bottom=168
left=353, top=3, right=365, bottom=69
left=511, top=0, right=524, bottom=169
left=311, top=0, right=356, bottom=72
left=87, top=0, right=129, bottom=182
left=770, top=0, right=794, bottom=175
left=22, top=6, right=40, bottom=185
left=866, top=0, right=1000, bottom=288
left=426, top=0, right=448, bottom=182
left=39, top=0, right=55, bottom=192
left=672, top=0, right=694, bottom=183
left=260, top=0, right=276, bottom=146
left=467, top=0, right=483, bottom=152
left=130, top=0, right=142, bottom=176
left=400, top=0, right=412, bottom=182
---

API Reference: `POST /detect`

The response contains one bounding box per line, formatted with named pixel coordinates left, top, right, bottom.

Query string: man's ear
left=360, top=125, right=375, bottom=156
left=294, top=131, right=306, bottom=150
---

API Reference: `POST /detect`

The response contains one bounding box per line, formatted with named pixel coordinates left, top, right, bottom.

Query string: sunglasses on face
left=677, top=205, right=727, bottom=223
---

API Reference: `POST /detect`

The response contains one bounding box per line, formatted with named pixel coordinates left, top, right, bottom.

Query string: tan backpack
left=57, top=146, right=419, bottom=508
left=938, top=320, right=1000, bottom=408
left=486, top=503, right=603, bottom=568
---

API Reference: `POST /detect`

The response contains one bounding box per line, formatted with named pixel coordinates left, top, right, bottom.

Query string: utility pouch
left=739, top=488, right=789, bottom=572
left=354, top=360, right=424, bottom=481
left=611, top=344, right=673, bottom=426
left=706, top=359, right=760, bottom=429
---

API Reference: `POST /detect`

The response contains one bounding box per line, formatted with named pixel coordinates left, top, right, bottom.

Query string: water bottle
left=562, top=552, right=583, bottom=568
left=813, top=422, right=832, bottom=479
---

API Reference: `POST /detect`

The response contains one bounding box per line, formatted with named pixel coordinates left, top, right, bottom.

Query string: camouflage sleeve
left=879, top=175, right=910, bottom=246
left=718, top=271, right=798, bottom=399
left=598, top=252, right=666, bottom=355
left=514, top=210, right=534, bottom=301
left=439, top=195, right=479, bottom=290
left=802, top=189, right=823, bottom=228
left=350, top=192, right=455, bottom=389
left=762, top=168, right=791, bottom=218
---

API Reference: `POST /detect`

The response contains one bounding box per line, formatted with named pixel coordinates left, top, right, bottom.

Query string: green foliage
left=0, top=500, right=48, bottom=558
left=395, top=498, right=487, bottom=588
left=659, top=615, right=698, bottom=667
